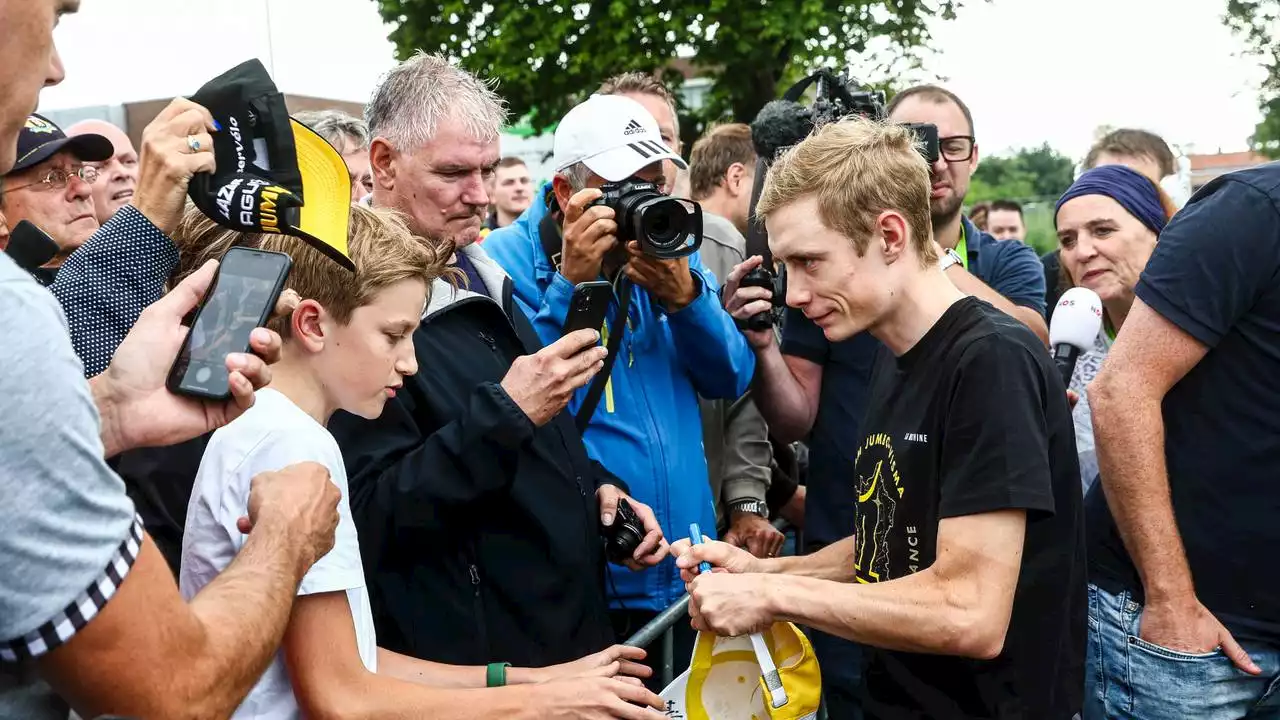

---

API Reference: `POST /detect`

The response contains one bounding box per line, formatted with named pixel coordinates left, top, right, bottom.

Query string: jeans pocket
left=1127, top=634, right=1224, bottom=662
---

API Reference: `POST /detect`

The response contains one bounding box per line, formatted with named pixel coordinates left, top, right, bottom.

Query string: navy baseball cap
left=9, top=114, right=113, bottom=174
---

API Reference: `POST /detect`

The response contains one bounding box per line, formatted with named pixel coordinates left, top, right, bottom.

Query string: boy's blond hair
left=756, top=117, right=938, bottom=266
left=171, top=204, right=453, bottom=338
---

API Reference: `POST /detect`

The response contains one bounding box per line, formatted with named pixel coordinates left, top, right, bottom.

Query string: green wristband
left=486, top=662, right=511, bottom=687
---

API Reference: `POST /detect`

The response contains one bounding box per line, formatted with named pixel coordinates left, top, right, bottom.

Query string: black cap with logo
left=9, top=114, right=113, bottom=175
left=187, top=59, right=353, bottom=270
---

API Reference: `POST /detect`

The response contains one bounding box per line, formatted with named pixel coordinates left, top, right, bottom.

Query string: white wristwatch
left=938, top=247, right=964, bottom=271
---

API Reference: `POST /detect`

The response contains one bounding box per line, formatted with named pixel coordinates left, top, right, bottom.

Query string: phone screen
left=170, top=248, right=291, bottom=399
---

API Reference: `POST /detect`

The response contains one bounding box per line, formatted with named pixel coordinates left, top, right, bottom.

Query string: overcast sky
left=39, top=0, right=1268, bottom=161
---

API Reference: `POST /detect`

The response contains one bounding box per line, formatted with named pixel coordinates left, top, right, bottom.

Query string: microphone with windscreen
left=1048, top=286, right=1103, bottom=388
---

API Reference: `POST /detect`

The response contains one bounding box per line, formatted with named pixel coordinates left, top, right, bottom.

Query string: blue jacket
left=484, top=196, right=756, bottom=611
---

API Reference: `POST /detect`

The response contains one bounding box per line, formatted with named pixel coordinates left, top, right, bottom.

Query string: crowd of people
left=2, top=1, right=1279, bottom=719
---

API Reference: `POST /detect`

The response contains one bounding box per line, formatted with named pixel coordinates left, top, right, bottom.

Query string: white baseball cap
left=553, top=94, right=687, bottom=182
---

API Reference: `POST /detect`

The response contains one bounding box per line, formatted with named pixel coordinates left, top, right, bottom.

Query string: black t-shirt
left=1086, top=164, right=1280, bottom=644
left=855, top=297, right=1084, bottom=720
left=780, top=305, right=881, bottom=554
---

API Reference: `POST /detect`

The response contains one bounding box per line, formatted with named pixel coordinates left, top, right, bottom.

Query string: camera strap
left=537, top=210, right=632, bottom=433
left=576, top=277, right=631, bottom=433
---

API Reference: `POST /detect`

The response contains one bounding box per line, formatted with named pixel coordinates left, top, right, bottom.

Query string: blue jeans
left=1086, top=583, right=1280, bottom=719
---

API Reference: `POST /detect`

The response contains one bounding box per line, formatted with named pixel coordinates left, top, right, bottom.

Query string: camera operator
left=328, top=55, right=669, bottom=695
left=484, top=94, right=756, bottom=687
left=2, top=9, right=342, bottom=720
left=687, top=123, right=784, bottom=557
left=676, top=117, right=1083, bottom=719
left=723, top=84, right=1049, bottom=713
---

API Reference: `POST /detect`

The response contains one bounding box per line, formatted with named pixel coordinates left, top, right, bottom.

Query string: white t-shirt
left=179, top=388, right=377, bottom=719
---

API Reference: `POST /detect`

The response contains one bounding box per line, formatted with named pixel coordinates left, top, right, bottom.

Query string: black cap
left=187, top=59, right=354, bottom=270
left=9, top=114, right=113, bottom=175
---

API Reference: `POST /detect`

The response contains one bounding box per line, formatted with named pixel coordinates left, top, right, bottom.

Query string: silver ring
left=187, top=135, right=201, bottom=153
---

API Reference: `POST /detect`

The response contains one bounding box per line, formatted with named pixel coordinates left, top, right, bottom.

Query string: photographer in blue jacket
left=485, top=94, right=754, bottom=686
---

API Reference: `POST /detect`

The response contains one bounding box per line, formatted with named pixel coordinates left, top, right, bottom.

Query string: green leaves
left=970, top=144, right=1074, bottom=204
left=374, top=0, right=967, bottom=147
left=1224, top=0, right=1280, bottom=157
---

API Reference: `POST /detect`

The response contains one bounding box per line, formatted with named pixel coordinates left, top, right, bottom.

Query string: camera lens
left=640, top=200, right=683, bottom=249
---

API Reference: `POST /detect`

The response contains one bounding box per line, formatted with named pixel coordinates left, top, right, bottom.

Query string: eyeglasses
left=6, top=164, right=99, bottom=193
left=939, top=136, right=976, bottom=163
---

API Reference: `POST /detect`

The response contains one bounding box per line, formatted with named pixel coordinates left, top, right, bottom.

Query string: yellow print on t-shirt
left=853, top=433, right=902, bottom=584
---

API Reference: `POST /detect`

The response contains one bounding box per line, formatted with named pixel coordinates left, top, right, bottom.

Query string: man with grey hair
left=329, top=55, right=670, bottom=707
left=484, top=93, right=756, bottom=689
left=294, top=109, right=372, bottom=202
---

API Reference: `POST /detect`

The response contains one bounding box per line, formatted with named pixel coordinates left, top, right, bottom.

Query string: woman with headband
left=1054, top=164, right=1179, bottom=492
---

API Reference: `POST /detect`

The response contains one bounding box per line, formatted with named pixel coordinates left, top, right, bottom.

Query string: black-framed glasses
left=6, top=164, right=99, bottom=193
left=939, top=135, right=975, bottom=162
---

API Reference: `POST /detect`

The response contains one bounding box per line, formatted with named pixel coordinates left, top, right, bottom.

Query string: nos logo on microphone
left=1058, top=296, right=1103, bottom=318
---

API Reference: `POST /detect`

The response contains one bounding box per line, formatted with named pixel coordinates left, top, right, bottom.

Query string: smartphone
left=167, top=247, right=292, bottom=400
left=5, top=220, right=60, bottom=273
left=562, top=280, right=613, bottom=336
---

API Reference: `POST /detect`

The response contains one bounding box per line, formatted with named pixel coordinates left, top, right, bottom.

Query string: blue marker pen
left=688, top=523, right=713, bottom=574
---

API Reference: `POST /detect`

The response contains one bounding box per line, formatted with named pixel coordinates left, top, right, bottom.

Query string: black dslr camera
left=589, top=180, right=703, bottom=259
left=602, top=498, right=646, bottom=564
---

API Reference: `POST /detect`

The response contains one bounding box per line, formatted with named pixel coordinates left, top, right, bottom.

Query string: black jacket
left=328, top=247, right=619, bottom=668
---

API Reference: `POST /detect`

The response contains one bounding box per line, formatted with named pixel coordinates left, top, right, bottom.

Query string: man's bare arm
left=943, top=266, right=1048, bottom=343
left=765, top=536, right=856, bottom=581
left=40, top=530, right=311, bottom=720
left=770, top=510, right=1026, bottom=658
left=1089, top=298, right=1204, bottom=604
left=1089, top=300, right=1258, bottom=673
left=751, top=346, right=823, bottom=443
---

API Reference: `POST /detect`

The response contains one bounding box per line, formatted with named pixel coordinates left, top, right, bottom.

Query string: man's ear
left=551, top=175, right=575, bottom=214
left=290, top=298, right=327, bottom=353
left=725, top=162, right=748, bottom=197
left=369, top=137, right=396, bottom=191
left=878, top=211, right=910, bottom=264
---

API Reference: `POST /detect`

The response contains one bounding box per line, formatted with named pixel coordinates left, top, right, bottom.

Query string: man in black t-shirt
left=676, top=117, right=1084, bottom=719
left=1086, top=164, right=1280, bottom=719
left=741, top=87, right=1049, bottom=716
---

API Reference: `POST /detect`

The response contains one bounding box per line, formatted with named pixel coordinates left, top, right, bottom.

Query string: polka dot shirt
left=50, top=206, right=178, bottom=378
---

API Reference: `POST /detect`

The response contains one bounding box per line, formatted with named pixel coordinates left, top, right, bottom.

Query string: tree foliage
left=968, top=143, right=1075, bottom=204
left=375, top=0, right=966, bottom=148
left=1224, top=0, right=1280, bottom=157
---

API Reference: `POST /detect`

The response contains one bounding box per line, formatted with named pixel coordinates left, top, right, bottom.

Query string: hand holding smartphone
left=167, top=247, right=292, bottom=400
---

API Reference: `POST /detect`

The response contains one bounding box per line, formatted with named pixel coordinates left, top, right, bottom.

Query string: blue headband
left=1055, top=164, right=1167, bottom=235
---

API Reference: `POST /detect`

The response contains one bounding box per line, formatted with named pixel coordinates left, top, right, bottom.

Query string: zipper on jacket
left=469, top=564, right=481, bottom=586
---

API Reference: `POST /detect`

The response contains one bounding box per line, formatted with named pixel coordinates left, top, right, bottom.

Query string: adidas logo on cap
left=623, top=119, right=645, bottom=136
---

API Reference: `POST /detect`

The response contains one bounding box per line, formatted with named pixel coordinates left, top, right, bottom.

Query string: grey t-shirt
left=0, top=252, right=138, bottom=717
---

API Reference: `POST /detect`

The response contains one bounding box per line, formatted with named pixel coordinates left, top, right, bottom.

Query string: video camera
left=589, top=179, right=703, bottom=259
left=738, top=68, right=942, bottom=331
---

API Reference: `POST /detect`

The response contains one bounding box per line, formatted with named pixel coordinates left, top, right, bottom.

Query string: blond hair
left=756, top=117, right=937, bottom=266
left=170, top=204, right=454, bottom=338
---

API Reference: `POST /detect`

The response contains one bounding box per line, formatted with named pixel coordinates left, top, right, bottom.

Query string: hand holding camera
left=622, top=241, right=696, bottom=311
left=599, top=490, right=669, bottom=571
left=560, top=188, right=618, bottom=285
left=722, top=256, right=781, bottom=350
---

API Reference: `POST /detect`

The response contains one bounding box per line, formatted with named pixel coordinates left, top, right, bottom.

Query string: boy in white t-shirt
left=180, top=204, right=662, bottom=719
